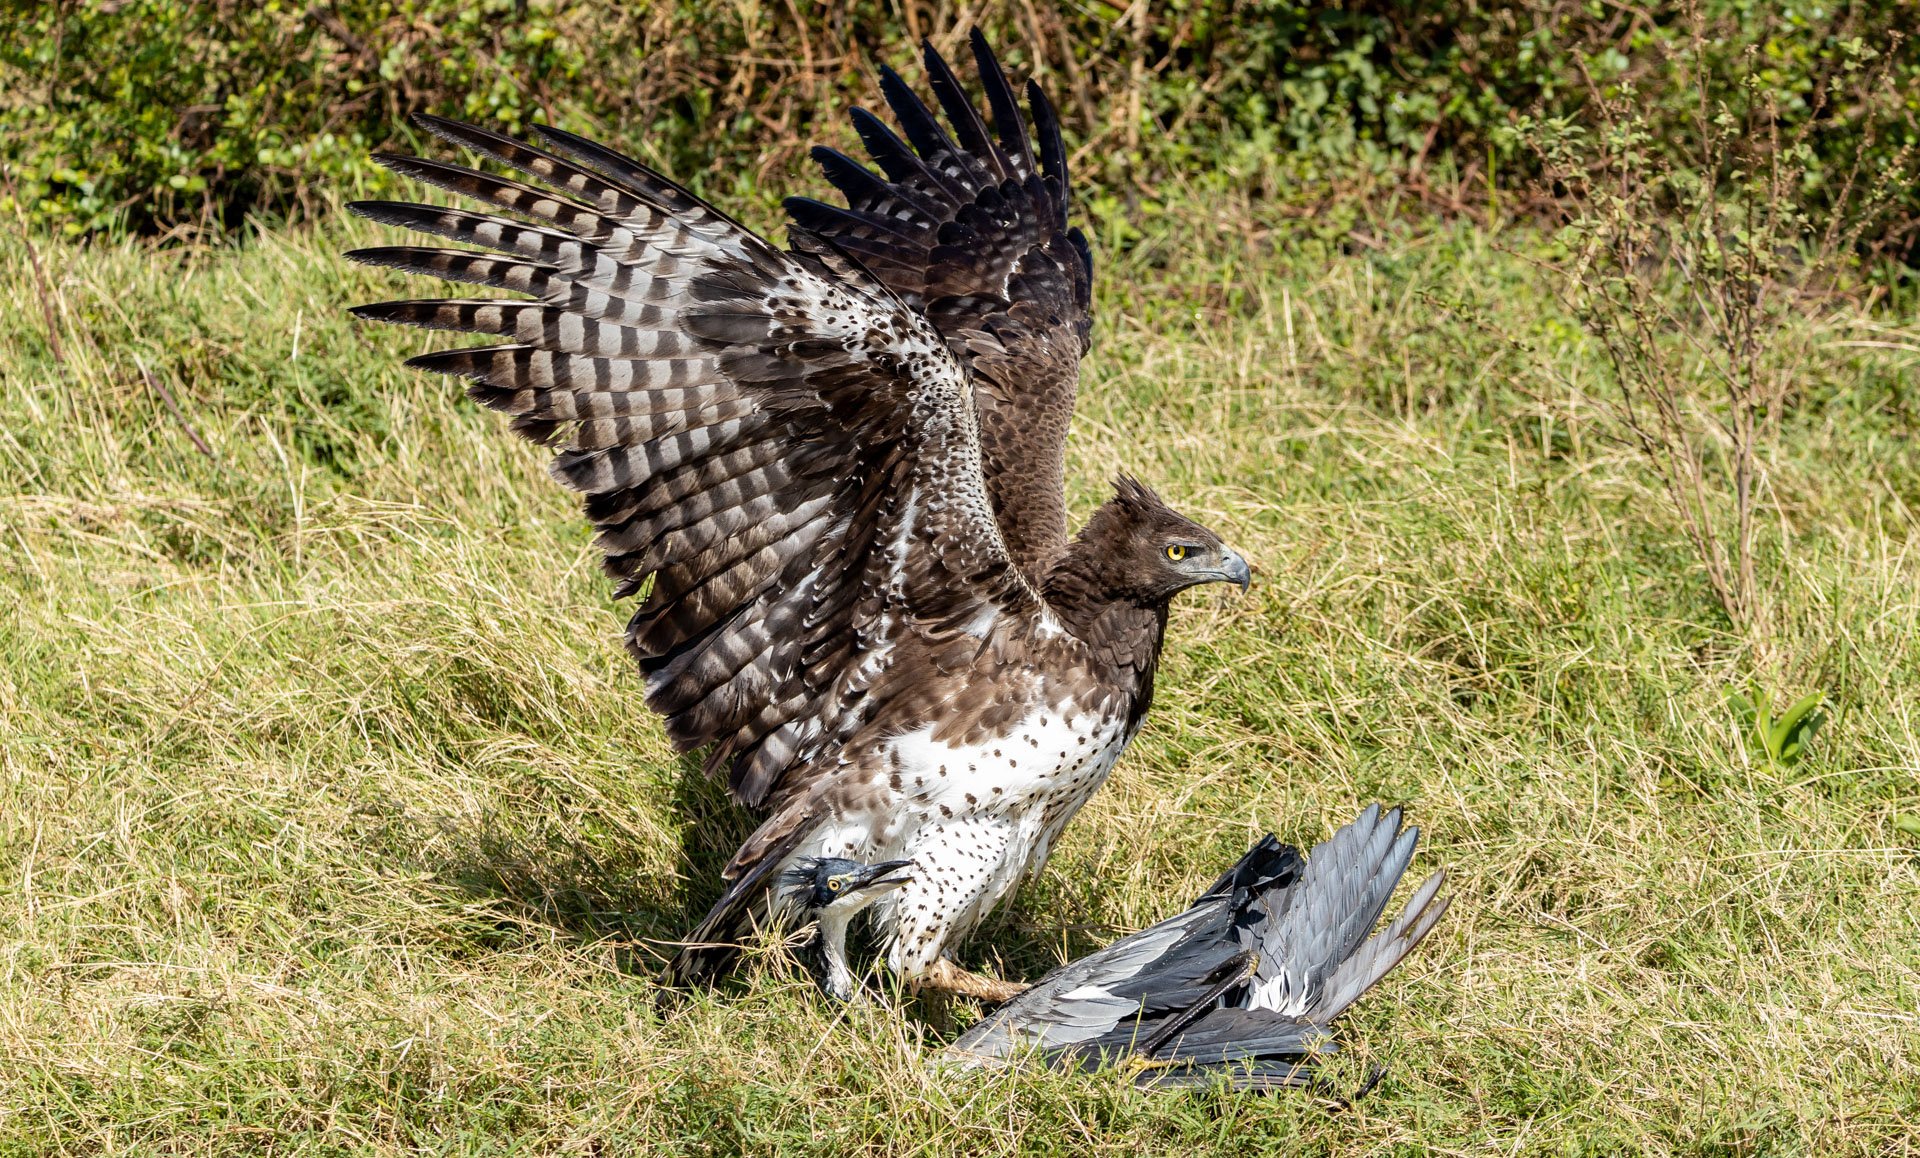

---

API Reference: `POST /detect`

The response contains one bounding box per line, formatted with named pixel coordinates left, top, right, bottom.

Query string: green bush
left=3, top=1, right=1917, bottom=248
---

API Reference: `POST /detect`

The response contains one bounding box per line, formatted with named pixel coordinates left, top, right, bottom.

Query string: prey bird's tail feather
left=1240, top=804, right=1446, bottom=1021
left=1307, top=866, right=1450, bottom=1024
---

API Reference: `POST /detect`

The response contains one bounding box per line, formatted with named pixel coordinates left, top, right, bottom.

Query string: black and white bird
left=347, top=31, right=1250, bottom=1001
left=772, top=857, right=916, bottom=1001
left=942, top=805, right=1449, bottom=1090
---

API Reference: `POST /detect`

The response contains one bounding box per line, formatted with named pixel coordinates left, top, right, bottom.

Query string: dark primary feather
left=945, top=806, right=1449, bottom=1091
left=348, top=111, right=1041, bottom=817
left=786, top=29, right=1093, bottom=584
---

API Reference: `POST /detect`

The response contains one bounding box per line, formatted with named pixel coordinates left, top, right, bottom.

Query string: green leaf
left=1768, top=692, right=1826, bottom=766
left=1892, top=815, right=1920, bottom=838
left=1726, top=688, right=1758, bottom=729
left=1771, top=692, right=1825, bottom=742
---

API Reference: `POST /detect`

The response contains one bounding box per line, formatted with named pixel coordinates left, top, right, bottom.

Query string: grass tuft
left=2, top=205, right=1918, bottom=1154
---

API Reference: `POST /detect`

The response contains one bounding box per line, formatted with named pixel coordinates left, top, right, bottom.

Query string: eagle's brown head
left=1047, top=475, right=1250, bottom=612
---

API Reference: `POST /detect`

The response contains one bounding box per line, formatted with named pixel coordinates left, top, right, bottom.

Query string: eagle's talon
left=915, top=958, right=1028, bottom=1004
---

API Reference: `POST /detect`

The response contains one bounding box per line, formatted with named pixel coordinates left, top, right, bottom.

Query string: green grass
left=3, top=201, right=1919, bottom=1156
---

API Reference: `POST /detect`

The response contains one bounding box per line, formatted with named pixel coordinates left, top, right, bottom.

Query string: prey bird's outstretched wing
left=943, top=808, right=1448, bottom=1092
left=348, top=116, right=1042, bottom=810
left=787, top=30, right=1092, bottom=583
left=948, top=837, right=1304, bottom=1065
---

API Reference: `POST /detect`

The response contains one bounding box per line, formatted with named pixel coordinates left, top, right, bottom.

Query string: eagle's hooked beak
left=1212, top=546, right=1252, bottom=592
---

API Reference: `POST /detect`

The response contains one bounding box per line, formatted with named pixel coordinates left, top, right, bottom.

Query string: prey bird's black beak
left=855, top=858, right=915, bottom=891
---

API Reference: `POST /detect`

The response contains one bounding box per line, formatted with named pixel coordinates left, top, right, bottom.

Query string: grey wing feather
left=1305, top=868, right=1450, bottom=1022
left=948, top=898, right=1231, bottom=1059
left=1245, top=804, right=1419, bottom=1014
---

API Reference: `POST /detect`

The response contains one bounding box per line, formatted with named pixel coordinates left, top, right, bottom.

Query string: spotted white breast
left=777, top=697, right=1138, bottom=978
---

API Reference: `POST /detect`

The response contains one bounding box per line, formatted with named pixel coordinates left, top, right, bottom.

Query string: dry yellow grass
left=2, top=203, right=1918, bottom=1155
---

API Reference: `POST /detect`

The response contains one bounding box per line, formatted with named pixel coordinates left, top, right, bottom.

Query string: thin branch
left=137, top=359, right=216, bottom=460
left=6, top=169, right=67, bottom=365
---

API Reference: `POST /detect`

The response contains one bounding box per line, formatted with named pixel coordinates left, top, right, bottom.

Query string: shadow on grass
left=957, top=896, right=1130, bottom=994
left=665, top=749, right=760, bottom=925
left=358, top=752, right=1133, bottom=1026
left=352, top=750, right=761, bottom=977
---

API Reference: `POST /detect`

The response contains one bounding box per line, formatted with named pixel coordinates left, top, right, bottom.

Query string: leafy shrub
left=3, top=1, right=1918, bottom=248
left=1501, top=17, right=1917, bottom=654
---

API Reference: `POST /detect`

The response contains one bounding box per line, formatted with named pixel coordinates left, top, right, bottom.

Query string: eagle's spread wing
left=785, top=31, right=1092, bottom=583
left=348, top=116, right=1042, bottom=808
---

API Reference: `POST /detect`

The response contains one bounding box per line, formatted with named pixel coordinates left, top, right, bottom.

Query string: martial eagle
left=346, top=31, right=1250, bottom=1000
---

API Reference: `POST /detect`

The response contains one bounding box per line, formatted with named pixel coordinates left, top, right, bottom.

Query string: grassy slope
left=2, top=203, right=1918, bottom=1156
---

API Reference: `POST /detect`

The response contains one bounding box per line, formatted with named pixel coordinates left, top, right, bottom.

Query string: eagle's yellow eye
left=1165, top=545, right=1188, bottom=562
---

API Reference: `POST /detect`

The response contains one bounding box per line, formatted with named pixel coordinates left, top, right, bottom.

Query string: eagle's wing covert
left=347, top=116, right=1042, bottom=809
left=785, top=30, right=1092, bottom=583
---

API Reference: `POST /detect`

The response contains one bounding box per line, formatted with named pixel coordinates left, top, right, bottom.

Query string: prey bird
left=346, top=30, right=1249, bottom=1001
left=943, top=804, right=1449, bottom=1090
left=773, top=857, right=917, bottom=1001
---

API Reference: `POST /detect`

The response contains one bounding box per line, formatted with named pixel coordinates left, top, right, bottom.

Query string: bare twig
left=137, top=359, right=216, bottom=460
left=20, top=232, right=65, bottom=365
left=6, top=169, right=67, bottom=364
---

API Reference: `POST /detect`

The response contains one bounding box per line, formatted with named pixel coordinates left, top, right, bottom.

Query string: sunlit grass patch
left=2, top=205, right=1918, bottom=1155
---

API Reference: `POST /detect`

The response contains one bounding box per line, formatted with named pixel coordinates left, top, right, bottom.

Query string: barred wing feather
left=349, top=115, right=1039, bottom=809
left=786, top=30, right=1092, bottom=582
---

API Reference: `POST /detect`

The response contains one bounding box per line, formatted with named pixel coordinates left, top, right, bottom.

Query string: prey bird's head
left=776, top=856, right=915, bottom=1002
left=777, top=856, right=915, bottom=918
left=1064, top=475, right=1251, bottom=606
